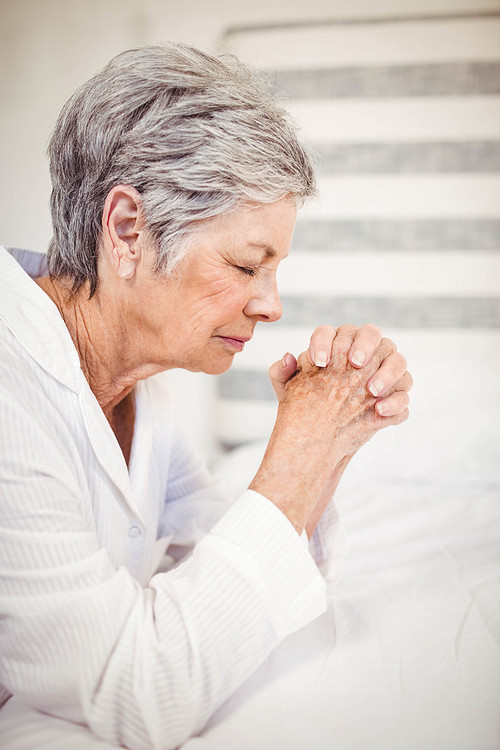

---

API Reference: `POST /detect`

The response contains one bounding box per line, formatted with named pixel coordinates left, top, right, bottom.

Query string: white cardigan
left=0, top=246, right=347, bottom=750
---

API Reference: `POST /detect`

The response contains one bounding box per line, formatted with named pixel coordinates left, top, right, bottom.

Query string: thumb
left=268, top=352, right=297, bottom=401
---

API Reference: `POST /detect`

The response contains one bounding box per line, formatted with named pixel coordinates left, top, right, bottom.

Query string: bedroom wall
left=1, top=0, right=498, bottom=459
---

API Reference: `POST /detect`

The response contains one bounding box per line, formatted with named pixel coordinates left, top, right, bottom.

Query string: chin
left=201, top=354, right=235, bottom=376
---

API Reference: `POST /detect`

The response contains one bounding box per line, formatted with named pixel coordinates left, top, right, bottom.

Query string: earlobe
left=111, top=245, right=136, bottom=280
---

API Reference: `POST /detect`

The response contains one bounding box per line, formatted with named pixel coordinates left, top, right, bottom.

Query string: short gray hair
left=47, top=43, right=316, bottom=296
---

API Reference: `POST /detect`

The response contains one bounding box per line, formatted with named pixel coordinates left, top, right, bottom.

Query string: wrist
left=304, top=454, right=354, bottom=538
left=249, top=422, right=341, bottom=533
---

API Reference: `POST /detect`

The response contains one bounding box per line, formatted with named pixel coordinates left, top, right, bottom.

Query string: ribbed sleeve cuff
left=308, top=499, right=350, bottom=584
left=209, top=489, right=327, bottom=634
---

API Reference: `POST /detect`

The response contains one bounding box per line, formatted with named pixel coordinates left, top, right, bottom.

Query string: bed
left=194, top=13, right=500, bottom=749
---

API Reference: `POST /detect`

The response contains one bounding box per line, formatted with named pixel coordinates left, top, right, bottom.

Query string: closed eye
left=237, top=266, right=257, bottom=277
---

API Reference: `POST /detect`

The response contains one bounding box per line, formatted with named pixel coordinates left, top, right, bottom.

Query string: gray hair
left=47, top=43, right=316, bottom=296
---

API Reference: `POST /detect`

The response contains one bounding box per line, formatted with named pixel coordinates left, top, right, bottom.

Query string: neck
left=35, top=275, right=159, bottom=419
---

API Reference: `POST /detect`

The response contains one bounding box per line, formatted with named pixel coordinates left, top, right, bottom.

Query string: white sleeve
left=156, top=417, right=235, bottom=565
left=158, top=422, right=349, bottom=580
left=0, top=388, right=327, bottom=750
left=172, top=428, right=350, bottom=583
left=308, top=498, right=350, bottom=583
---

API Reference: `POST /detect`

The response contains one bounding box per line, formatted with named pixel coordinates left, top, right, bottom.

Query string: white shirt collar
left=0, top=246, right=82, bottom=393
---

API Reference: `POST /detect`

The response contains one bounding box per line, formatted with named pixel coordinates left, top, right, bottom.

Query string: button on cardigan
left=0, top=246, right=347, bottom=750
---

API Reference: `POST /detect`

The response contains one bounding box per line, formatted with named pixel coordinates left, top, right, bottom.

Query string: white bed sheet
left=200, top=358, right=500, bottom=750
left=185, top=467, right=500, bottom=750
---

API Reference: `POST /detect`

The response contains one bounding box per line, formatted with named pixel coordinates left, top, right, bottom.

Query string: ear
left=101, top=185, right=145, bottom=280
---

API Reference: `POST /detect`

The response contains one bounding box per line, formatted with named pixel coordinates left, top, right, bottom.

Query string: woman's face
left=134, top=198, right=297, bottom=375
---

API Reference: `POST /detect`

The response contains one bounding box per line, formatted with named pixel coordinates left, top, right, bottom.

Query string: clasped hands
left=250, top=324, right=413, bottom=536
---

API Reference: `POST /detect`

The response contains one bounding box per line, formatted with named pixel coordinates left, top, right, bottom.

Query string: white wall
left=1, top=0, right=498, bottom=458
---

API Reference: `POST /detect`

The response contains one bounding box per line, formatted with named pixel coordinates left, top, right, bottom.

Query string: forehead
left=200, top=198, right=297, bottom=252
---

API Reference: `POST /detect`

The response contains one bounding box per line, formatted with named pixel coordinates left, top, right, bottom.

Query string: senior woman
left=0, top=44, right=411, bottom=750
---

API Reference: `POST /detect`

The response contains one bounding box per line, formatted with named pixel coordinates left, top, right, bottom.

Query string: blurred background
left=1, top=0, right=499, bottom=466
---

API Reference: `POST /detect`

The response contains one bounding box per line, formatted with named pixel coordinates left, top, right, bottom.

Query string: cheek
left=189, top=276, right=249, bottom=327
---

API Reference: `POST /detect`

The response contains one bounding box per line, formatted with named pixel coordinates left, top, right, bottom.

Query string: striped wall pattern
left=216, top=14, right=500, bottom=446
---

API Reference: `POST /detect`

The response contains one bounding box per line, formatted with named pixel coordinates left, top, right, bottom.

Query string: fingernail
left=314, top=351, right=328, bottom=368
left=351, top=350, right=365, bottom=366
left=281, top=353, right=289, bottom=368
left=369, top=379, right=384, bottom=397
left=376, top=401, right=388, bottom=415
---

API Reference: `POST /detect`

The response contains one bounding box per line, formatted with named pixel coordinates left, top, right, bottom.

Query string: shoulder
left=0, top=319, right=81, bottom=458
left=0, top=319, right=40, bottom=391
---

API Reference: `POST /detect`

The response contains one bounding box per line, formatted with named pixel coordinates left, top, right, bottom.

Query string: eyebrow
left=248, top=242, right=289, bottom=259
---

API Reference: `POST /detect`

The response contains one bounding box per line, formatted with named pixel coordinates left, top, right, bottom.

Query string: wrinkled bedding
left=199, top=377, right=500, bottom=749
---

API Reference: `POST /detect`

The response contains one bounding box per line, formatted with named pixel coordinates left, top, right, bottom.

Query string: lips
left=217, top=335, right=251, bottom=351
left=223, top=335, right=251, bottom=343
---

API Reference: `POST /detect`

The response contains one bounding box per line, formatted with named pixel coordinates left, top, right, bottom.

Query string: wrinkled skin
left=284, top=337, right=410, bottom=461
left=251, top=325, right=412, bottom=535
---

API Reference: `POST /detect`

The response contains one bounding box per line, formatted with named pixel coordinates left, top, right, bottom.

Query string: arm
left=305, top=454, right=352, bottom=538
left=0, top=380, right=326, bottom=750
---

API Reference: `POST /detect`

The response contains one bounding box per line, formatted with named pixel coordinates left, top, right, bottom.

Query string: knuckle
left=396, top=352, right=407, bottom=371
left=381, top=336, right=396, bottom=350
left=386, top=406, right=409, bottom=426
left=334, top=325, right=358, bottom=351
left=296, top=350, right=310, bottom=370
left=337, top=323, right=358, bottom=337
left=361, top=323, right=382, bottom=340
left=311, top=324, right=336, bottom=339
left=380, top=337, right=396, bottom=358
left=397, top=371, right=413, bottom=392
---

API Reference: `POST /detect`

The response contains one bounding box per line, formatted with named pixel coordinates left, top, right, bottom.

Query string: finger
left=375, top=390, right=410, bottom=417
left=367, top=349, right=407, bottom=397
left=347, top=324, right=382, bottom=368
left=382, top=370, right=414, bottom=398
left=330, top=324, right=360, bottom=359
left=268, top=352, right=298, bottom=401
left=308, top=325, right=337, bottom=368
left=379, top=407, right=410, bottom=427
left=296, top=349, right=316, bottom=374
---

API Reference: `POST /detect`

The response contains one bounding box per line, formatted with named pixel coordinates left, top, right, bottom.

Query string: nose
left=243, top=275, right=282, bottom=323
